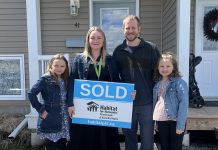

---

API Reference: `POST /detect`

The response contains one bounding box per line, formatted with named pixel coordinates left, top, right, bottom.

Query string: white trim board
left=177, top=0, right=191, bottom=83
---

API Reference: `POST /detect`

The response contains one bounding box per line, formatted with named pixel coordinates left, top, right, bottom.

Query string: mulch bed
left=0, top=114, right=30, bottom=150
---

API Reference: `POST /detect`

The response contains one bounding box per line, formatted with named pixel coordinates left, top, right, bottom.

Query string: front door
left=195, top=0, right=218, bottom=101
left=91, top=0, right=137, bottom=54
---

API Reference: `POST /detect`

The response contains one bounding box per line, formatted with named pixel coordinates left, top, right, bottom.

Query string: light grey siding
left=190, top=0, right=195, bottom=53
left=40, top=0, right=162, bottom=53
left=140, top=0, right=162, bottom=49
left=40, top=0, right=89, bottom=55
left=0, top=100, right=29, bottom=115
left=0, top=0, right=27, bottom=52
left=162, top=0, right=177, bottom=53
left=0, top=0, right=29, bottom=114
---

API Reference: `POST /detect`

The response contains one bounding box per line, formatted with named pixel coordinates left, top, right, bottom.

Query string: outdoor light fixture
left=70, top=0, right=80, bottom=16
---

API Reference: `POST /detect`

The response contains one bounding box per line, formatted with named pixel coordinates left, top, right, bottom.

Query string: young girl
left=28, top=54, right=74, bottom=150
left=153, top=52, right=188, bottom=150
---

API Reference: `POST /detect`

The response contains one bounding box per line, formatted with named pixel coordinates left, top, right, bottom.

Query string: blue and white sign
left=72, top=79, right=134, bottom=128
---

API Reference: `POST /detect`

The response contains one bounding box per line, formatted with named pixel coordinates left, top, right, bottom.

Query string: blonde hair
left=82, top=26, right=107, bottom=65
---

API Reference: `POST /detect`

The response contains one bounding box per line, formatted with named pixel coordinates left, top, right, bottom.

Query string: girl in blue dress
left=28, top=54, right=74, bottom=150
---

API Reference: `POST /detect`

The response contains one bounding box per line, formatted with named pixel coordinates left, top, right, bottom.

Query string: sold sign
left=74, top=79, right=133, bottom=102
left=72, top=79, right=134, bottom=128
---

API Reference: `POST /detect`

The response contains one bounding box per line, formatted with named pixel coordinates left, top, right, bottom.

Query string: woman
left=67, top=26, right=120, bottom=150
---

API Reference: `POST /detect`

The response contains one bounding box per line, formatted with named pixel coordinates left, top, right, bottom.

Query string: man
left=112, top=15, right=160, bottom=150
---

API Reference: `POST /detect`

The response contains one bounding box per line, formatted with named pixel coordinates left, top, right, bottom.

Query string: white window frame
left=0, top=54, right=25, bottom=100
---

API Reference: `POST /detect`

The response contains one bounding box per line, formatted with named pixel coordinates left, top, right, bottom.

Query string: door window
left=92, top=1, right=136, bottom=54
left=100, top=8, right=129, bottom=54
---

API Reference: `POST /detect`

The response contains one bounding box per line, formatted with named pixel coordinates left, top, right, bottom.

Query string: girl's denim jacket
left=153, top=77, right=189, bottom=131
left=28, top=72, right=73, bottom=133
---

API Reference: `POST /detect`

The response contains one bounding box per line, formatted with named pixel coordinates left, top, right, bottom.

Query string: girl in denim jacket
left=153, top=52, right=188, bottom=150
left=28, top=54, right=74, bottom=150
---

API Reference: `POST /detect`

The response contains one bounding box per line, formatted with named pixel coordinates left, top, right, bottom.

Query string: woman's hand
left=68, top=106, right=75, bottom=118
left=41, top=110, right=48, bottom=119
left=131, top=90, right=136, bottom=100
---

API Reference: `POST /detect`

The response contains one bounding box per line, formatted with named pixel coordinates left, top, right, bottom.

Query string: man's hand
left=68, top=106, right=75, bottom=118
left=131, top=90, right=136, bottom=100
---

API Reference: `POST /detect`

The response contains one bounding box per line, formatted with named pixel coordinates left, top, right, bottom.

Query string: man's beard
left=125, top=34, right=138, bottom=41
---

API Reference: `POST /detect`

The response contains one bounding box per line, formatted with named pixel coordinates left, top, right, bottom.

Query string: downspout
left=8, top=118, right=28, bottom=140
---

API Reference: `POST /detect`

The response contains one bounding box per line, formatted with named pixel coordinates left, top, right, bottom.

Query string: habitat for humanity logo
left=87, top=101, right=99, bottom=112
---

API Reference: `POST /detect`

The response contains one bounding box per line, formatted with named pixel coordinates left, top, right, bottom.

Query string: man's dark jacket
left=112, top=38, right=160, bottom=106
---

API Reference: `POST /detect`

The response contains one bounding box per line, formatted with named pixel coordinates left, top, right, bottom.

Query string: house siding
left=140, top=0, right=162, bottom=49
left=40, top=0, right=87, bottom=55
left=0, top=0, right=29, bottom=114
left=0, top=0, right=27, bottom=52
left=40, top=0, right=162, bottom=57
left=162, top=0, right=177, bottom=53
left=190, top=0, right=195, bottom=54
left=40, top=0, right=162, bottom=53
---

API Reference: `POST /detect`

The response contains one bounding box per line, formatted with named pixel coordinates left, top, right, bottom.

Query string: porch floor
left=186, top=106, right=218, bottom=130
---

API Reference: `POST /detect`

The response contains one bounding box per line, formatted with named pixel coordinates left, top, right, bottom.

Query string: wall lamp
left=70, top=0, right=80, bottom=16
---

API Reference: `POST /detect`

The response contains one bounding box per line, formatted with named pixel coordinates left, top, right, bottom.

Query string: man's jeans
left=122, top=103, right=154, bottom=150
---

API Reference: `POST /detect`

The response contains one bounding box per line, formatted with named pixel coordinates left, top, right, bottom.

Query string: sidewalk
left=120, top=143, right=159, bottom=150
left=120, top=142, right=218, bottom=150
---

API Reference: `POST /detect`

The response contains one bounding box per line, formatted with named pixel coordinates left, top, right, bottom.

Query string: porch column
left=177, top=0, right=191, bottom=146
left=25, top=0, right=42, bottom=129
left=177, top=0, right=191, bottom=83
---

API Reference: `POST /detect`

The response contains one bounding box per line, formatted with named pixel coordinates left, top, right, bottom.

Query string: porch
left=186, top=106, right=218, bottom=138
left=186, top=102, right=218, bottom=145
left=183, top=105, right=218, bottom=146
left=118, top=106, right=218, bottom=147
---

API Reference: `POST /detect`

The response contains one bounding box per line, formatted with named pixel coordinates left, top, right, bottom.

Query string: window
left=0, top=55, right=25, bottom=100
